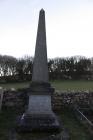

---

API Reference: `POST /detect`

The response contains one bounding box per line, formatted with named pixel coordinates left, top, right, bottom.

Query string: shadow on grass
left=0, top=107, right=92, bottom=140
left=58, top=107, right=92, bottom=140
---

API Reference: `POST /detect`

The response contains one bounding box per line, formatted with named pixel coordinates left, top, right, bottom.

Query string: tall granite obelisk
left=17, top=9, right=60, bottom=132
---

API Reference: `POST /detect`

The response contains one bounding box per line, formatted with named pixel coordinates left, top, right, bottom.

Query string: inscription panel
left=27, top=95, right=52, bottom=114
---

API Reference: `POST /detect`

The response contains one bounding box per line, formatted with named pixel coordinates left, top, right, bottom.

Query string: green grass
left=0, top=108, right=91, bottom=140
left=0, top=80, right=93, bottom=91
left=59, top=108, right=91, bottom=140
left=52, top=80, right=93, bottom=91
left=0, top=108, right=20, bottom=140
left=0, top=82, right=30, bottom=90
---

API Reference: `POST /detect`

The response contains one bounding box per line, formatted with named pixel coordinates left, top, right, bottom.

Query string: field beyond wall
left=0, top=80, right=93, bottom=91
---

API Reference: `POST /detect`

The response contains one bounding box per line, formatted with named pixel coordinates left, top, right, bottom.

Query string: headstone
left=0, top=87, right=3, bottom=110
left=17, top=9, right=60, bottom=132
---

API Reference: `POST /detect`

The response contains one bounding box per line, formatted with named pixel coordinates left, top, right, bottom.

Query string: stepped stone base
left=29, top=82, right=55, bottom=94
left=16, top=112, right=60, bottom=132
left=16, top=82, right=61, bottom=132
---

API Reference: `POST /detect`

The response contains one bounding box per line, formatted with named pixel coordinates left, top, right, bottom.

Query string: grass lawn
left=0, top=108, right=20, bottom=140
left=0, top=80, right=93, bottom=91
left=0, top=82, right=30, bottom=90
left=59, top=108, right=92, bottom=140
left=52, top=80, right=93, bottom=91
left=0, top=107, right=91, bottom=140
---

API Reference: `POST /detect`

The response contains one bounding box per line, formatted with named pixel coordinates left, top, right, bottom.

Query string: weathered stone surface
left=3, top=89, right=28, bottom=108
left=29, top=82, right=54, bottom=94
left=16, top=9, right=60, bottom=132
left=27, top=95, right=52, bottom=114
left=52, top=90, right=93, bottom=110
left=16, top=113, right=60, bottom=132
left=32, top=9, right=48, bottom=83
left=2, top=90, right=93, bottom=111
left=0, top=87, right=3, bottom=110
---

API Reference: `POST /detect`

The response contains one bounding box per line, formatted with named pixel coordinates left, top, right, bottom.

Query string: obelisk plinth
left=17, top=9, right=60, bottom=132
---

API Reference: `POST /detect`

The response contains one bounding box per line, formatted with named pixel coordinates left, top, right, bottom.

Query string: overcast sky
left=0, top=0, right=93, bottom=58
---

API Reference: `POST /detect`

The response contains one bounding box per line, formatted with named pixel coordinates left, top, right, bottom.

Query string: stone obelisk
left=29, top=9, right=54, bottom=94
left=32, top=9, right=48, bottom=83
left=17, top=9, right=60, bottom=132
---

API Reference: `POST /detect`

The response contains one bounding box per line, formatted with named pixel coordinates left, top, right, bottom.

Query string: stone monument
left=17, top=9, right=60, bottom=132
left=0, top=87, right=3, bottom=110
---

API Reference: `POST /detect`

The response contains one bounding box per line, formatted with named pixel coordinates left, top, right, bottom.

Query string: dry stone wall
left=2, top=89, right=93, bottom=111
left=2, top=89, right=28, bottom=108
left=52, top=90, right=93, bottom=110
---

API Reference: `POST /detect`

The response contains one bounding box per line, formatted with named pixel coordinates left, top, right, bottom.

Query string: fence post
left=0, top=87, right=4, bottom=110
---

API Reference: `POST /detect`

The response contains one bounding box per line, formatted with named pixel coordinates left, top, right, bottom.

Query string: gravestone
left=0, top=87, right=3, bottom=110
left=17, top=9, right=60, bottom=132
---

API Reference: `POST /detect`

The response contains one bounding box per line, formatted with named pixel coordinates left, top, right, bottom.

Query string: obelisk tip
left=40, top=8, right=45, bottom=12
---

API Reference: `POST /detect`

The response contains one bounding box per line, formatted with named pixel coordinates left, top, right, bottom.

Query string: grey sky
left=0, top=0, right=93, bottom=58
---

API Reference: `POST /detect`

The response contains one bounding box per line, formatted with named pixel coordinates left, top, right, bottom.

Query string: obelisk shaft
left=32, top=9, right=49, bottom=83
